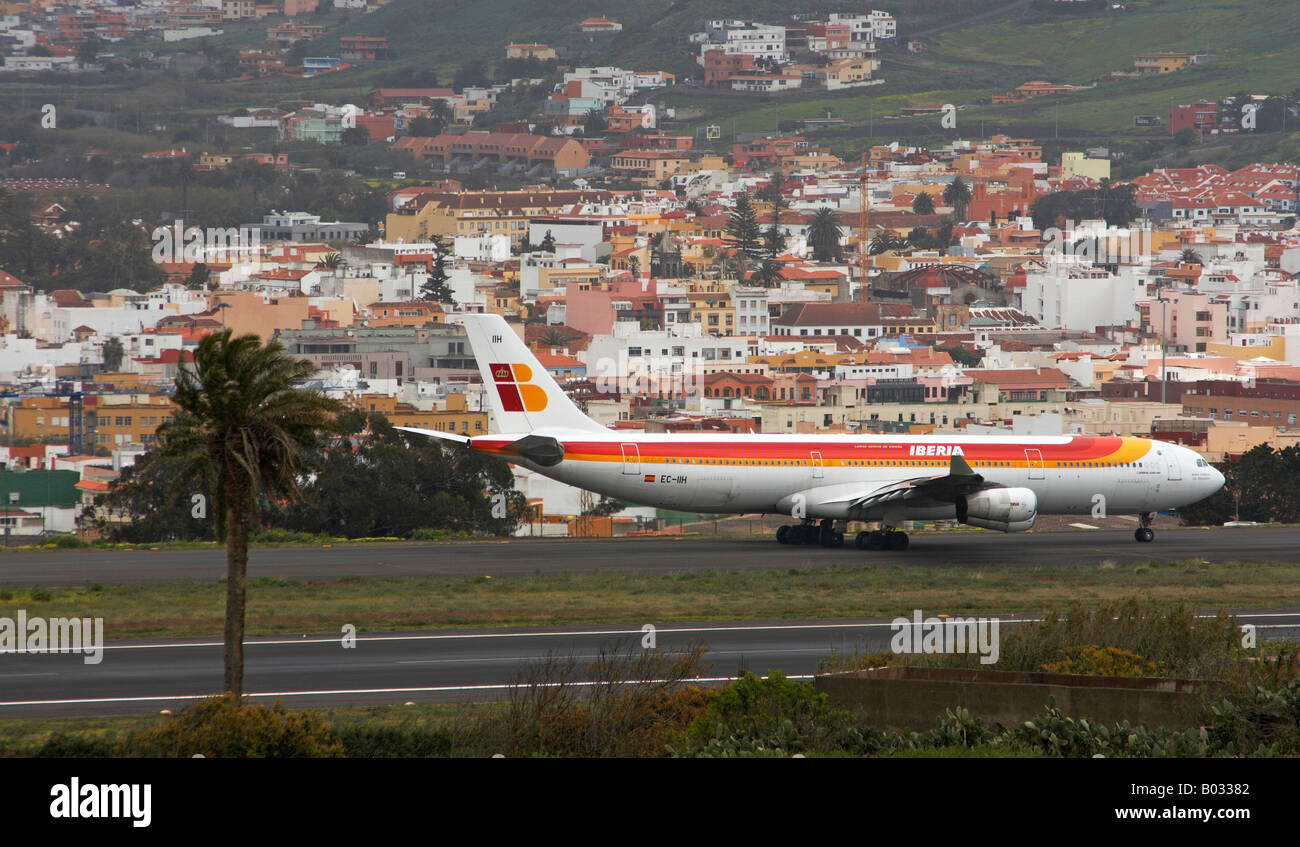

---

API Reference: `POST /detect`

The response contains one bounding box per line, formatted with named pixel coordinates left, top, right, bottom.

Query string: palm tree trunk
left=224, top=468, right=251, bottom=698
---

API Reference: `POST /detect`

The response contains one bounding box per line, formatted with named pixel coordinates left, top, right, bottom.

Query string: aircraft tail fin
left=457, top=313, right=605, bottom=434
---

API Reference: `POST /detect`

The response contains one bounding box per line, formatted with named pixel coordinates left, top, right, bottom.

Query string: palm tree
left=628, top=254, right=640, bottom=277
left=943, top=176, right=971, bottom=221
left=753, top=258, right=785, bottom=287
left=315, top=252, right=343, bottom=271
left=1179, top=247, right=1204, bottom=266
left=156, top=332, right=341, bottom=697
left=869, top=233, right=908, bottom=255
left=806, top=208, right=843, bottom=262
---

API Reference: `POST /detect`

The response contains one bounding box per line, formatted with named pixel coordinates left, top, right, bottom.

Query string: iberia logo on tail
left=490, top=362, right=548, bottom=412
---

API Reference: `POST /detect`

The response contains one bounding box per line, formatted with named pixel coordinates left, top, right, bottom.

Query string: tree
left=912, top=192, right=935, bottom=215
left=869, top=232, right=908, bottom=255
left=418, top=234, right=454, bottom=302
left=1179, top=248, right=1204, bottom=266
left=539, top=230, right=556, bottom=252
left=187, top=263, right=211, bottom=289
left=752, top=257, right=785, bottom=287
left=341, top=126, right=371, bottom=147
left=155, top=331, right=341, bottom=698
left=627, top=254, right=640, bottom=277
left=726, top=192, right=763, bottom=280
left=583, top=108, right=607, bottom=136
left=943, top=176, right=971, bottom=221
left=315, top=252, right=344, bottom=271
left=806, top=208, right=843, bottom=262
left=102, top=337, right=124, bottom=371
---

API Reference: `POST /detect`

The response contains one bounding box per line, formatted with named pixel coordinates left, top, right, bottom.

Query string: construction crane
left=857, top=151, right=870, bottom=283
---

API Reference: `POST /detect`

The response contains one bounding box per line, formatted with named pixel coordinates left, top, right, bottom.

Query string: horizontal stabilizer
left=395, top=426, right=471, bottom=445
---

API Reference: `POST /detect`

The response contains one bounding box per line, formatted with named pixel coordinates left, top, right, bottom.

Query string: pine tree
left=419, top=234, right=454, bottom=303
left=726, top=192, right=763, bottom=280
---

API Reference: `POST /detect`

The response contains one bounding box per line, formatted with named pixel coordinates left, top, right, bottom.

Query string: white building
left=695, top=20, right=787, bottom=64
left=1019, top=264, right=1147, bottom=332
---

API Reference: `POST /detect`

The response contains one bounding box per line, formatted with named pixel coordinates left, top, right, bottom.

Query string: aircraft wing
left=812, top=454, right=990, bottom=515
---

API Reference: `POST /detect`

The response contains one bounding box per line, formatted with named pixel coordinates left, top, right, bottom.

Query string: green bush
left=35, top=733, right=118, bottom=758
left=335, top=724, right=455, bottom=757
left=42, top=534, right=88, bottom=549
left=120, top=694, right=345, bottom=758
left=410, top=527, right=473, bottom=541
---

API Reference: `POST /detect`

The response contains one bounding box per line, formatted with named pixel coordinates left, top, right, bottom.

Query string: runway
left=3, top=612, right=1298, bottom=718
left=2, top=526, right=1300, bottom=586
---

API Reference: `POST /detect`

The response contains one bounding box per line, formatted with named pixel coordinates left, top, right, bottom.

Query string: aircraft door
left=1025, top=448, right=1045, bottom=480
left=621, top=443, right=640, bottom=475
left=810, top=450, right=824, bottom=479
left=1164, top=448, right=1181, bottom=481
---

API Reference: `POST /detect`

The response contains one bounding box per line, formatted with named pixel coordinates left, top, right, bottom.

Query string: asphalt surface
left=1, top=526, right=1299, bottom=586
left=3, top=612, right=1298, bottom=718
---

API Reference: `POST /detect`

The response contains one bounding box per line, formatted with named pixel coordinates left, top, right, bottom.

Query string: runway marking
left=88, top=612, right=1300, bottom=651
left=1069, top=523, right=1099, bottom=530
left=0, top=675, right=813, bottom=708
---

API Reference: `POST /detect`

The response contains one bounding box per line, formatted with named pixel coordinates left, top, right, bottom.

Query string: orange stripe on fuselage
left=472, top=436, right=1154, bottom=467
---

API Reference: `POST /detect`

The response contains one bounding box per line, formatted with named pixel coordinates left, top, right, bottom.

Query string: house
left=340, top=36, right=388, bottom=62
left=506, top=43, right=556, bottom=61
left=578, top=17, right=623, bottom=33
left=1134, top=52, right=1190, bottom=74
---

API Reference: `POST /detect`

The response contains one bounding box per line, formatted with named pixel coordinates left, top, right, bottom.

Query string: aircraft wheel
left=867, top=530, right=887, bottom=551
left=828, top=531, right=844, bottom=548
left=855, top=531, right=871, bottom=550
left=776, top=525, right=790, bottom=545
left=1135, top=527, right=1154, bottom=543
left=887, top=531, right=910, bottom=551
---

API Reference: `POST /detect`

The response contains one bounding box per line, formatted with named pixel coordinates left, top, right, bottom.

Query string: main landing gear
left=855, top=528, right=909, bottom=551
left=776, top=518, right=844, bottom=547
left=1134, top=512, right=1156, bottom=543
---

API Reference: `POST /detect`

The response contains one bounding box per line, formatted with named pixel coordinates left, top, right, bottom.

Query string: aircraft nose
left=1211, top=466, right=1225, bottom=493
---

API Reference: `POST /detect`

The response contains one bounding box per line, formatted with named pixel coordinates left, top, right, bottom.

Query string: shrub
left=335, top=724, right=455, bottom=758
left=1041, top=645, right=1158, bottom=677
left=42, top=535, right=88, bottom=549
left=35, top=733, right=118, bottom=758
left=674, top=671, right=852, bottom=756
left=120, top=694, right=344, bottom=758
left=488, top=642, right=711, bottom=757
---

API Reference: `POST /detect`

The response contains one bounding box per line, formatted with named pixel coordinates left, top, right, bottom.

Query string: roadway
left=3, top=612, right=1298, bottom=718
left=2, top=526, right=1299, bottom=586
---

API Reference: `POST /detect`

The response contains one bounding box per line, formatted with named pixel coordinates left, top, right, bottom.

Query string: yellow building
left=1134, top=52, right=1190, bottom=75
left=1060, top=152, right=1111, bottom=181
left=6, top=395, right=176, bottom=448
left=348, top=393, right=488, bottom=435
left=385, top=189, right=611, bottom=245
left=688, top=293, right=735, bottom=333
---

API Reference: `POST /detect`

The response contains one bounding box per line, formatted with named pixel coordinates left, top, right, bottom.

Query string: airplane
left=402, top=313, right=1226, bottom=551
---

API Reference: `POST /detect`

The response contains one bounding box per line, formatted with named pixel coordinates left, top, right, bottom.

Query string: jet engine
left=956, top=487, right=1038, bottom=533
